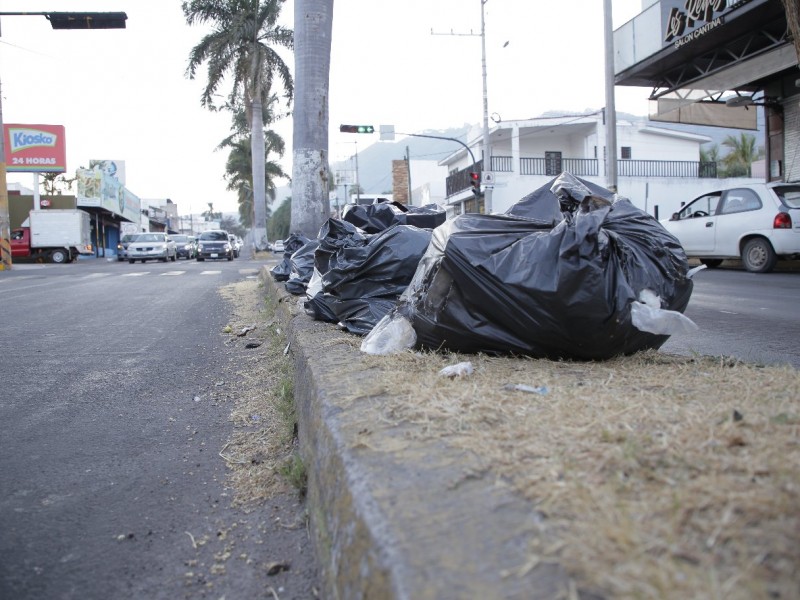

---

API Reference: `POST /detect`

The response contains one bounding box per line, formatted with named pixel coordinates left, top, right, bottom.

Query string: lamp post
left=0, top=11, right=127, bottom=271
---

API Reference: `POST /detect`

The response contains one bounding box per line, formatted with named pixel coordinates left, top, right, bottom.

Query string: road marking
left=719, top=310, right=739, bottom=315
left=200, top=271, right=221, bottom=275
left=121, top=272, right=150, bottom=277
left=83, top=273, right=113, bottom=279
left=161, top=271, right=186, bottom=276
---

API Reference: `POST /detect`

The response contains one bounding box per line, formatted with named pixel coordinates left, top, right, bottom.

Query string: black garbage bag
left=270, top=233, right=311, bottom=282
left=342, top=201, right=446, bottom=233
left=314, top=219, right=369, bottom=275
left=285, top=240, right=320, bottom=295
left=320, top=224, right=432, bottom=335
left=392, top=173, right=693, bottom=360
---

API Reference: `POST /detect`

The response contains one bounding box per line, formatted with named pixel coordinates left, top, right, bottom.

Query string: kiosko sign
left=3, top=123, right=67, bottom=173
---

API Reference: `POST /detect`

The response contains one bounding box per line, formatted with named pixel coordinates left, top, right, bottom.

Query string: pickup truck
left=10, top=209, right=94, bottom=263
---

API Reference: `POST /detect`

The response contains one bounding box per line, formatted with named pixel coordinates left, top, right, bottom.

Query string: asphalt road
left=0, top=256, right=318, bottom=599
left=660, top=264, right=800, bottom=368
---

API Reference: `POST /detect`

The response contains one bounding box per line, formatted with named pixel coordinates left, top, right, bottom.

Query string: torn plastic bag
left=320, top=224, right=432, bottom=334
left=506, top=173, right=617, bottom=224
left=285, top=240, right=320, bottom=295
left=342, top=201, right=446, bottom=233
left=303, top=269, right=338, bottom=323
left=389, top=174, right=693, bottom=360
left=270, top=233, right=312, bottom=282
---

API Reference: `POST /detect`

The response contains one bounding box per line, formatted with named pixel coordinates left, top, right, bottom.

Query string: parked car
left=127, top=232, right=177, bottom=263
left=196, top=230, right=234, bottom=261
left=228, top=234, right=240, bottom=258
left=117, top=233, right=140, bottom=261
left=661, top=183, right=800, bottom=273
left=272, top=239, right=285, bottom=253
left=171, top=234, right=197, bottom=259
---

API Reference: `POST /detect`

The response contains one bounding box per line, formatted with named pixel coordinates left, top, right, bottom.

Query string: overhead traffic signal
left=469, top=171, right=481, bottom=197
left=339, top=124, right=375, bottom=134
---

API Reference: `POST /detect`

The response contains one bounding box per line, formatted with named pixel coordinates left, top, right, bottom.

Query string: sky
left=1, top=0, right=650, bottom=216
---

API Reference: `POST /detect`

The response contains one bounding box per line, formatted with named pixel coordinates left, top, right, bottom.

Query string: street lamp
left=0, top=11, right=127, bottom=271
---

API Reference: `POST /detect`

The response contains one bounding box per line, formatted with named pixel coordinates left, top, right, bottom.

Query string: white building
left=440, top=111, right=761, bottom=219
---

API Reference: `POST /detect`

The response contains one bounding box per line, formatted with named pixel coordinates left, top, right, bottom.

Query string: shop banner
left=4, top=123, right=67, bottom=172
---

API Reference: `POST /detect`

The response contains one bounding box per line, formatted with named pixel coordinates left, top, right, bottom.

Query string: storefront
left=76, top=167, right=142, bottom=257
left=614, top=0, right=799, bottom=182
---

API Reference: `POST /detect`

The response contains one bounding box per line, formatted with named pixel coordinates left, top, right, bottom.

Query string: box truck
left=10, top=209, right=94, bottom=263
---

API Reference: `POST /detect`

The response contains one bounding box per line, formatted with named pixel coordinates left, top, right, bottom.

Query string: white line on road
left=200, top=271, right=222, bottom=275
left=121, top=272, right=150, bottom=277
left=83, top=273, right=114, bottom=278
left=161, top=271, right=186, bottom=276
left=719, top=310, right=739, bottom=315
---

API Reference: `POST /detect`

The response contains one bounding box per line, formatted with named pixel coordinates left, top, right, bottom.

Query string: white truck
left=11, top=209, right=94, bottom=263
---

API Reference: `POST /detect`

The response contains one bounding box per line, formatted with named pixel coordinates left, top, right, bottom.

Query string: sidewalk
left=260, top=267, right=575, bottom=600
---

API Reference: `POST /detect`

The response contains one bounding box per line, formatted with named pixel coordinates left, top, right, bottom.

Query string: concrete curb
left=260, top=268, right=577, bottom=600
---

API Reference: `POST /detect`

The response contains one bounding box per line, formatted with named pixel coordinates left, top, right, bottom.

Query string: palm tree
left=721, top=133, right=763, bottom=177
left=220, top=131, right=288, bottom=228
left=291, top=0, right=333, bottom=238
left=183, top=0, right=293, bottom=244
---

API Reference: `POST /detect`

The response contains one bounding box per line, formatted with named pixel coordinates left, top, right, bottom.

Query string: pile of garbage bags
left=271, top=173, right=697, bottom=360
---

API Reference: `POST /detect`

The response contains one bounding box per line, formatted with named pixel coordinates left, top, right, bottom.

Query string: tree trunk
left=251, top=97, right=267, bottom=248
left=291, top=0, right=333, bottom=238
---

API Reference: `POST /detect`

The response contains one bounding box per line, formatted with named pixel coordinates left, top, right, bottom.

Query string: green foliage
left=268, top=196, right=291, bottom=241
left=202, top=202, right=222, bottom=222
left=39, top=173, right=77, bottom=195
left=720, top=133, right=764, bottom=178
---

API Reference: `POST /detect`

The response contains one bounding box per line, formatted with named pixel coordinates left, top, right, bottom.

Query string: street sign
left=482, top=171, right=495, bottom=184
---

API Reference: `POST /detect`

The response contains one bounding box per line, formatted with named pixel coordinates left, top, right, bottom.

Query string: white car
left=661, top=183, right=800, bottom=273
left=127, top=232, right=177, bottom=263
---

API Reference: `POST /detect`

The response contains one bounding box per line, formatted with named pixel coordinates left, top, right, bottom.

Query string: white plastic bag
left=631, top=289, right=698, bottom=336
left=360, top=313, right=417, bottom=355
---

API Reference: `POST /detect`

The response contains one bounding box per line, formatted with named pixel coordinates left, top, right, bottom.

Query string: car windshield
left=775, top=185, right=800, bottom=209
left=121, top=234, right=139, bottom=243
left=199, top=231, right=228, bottom=241
left=171, top=235, right=189, bottom=243
left=137, top=234, right=165, bottom=243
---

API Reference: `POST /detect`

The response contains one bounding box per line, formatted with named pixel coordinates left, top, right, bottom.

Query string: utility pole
left=431, top=0, right=493, bottom=213
left=603, top=0, right=618, bottom=192
left=353, top=141, right=361, bottom=204
left=480, top=0, right=493, bottom=213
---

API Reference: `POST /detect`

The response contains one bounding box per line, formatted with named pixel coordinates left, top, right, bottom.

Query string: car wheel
left=142, top=260, right=147, bottom=264
left=129, top=259, right=136, bottom=264
left=170, top=252, right=176, bottom=262
left=197, top=257, right=205, bottom=261
left=700, top=259, right=723, bottom=268
left=741, top=238, right=777, bottom=273
left=50, top=249, right=68, bottom=264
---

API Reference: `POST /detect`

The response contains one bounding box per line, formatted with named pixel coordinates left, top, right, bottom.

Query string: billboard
left=76, top=167, right=141, bottom=223
left=3, top=124, right=67, bottom=173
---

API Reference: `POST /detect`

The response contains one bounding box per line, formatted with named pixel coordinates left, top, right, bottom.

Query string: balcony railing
left=445, top=160, right=483, bottom=198
left=446, top=157, right=718, bottom=197
left=520, top=158, right=599, bottom=176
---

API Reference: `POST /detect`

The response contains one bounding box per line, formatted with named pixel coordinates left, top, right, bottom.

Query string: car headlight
left=224, top=243, right=231, bottom=250
left=197, top=243, right=204, bottom=251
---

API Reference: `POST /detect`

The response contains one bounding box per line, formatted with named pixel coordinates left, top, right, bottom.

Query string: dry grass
left=359, top=349, right=800, bottom=599
left=252, top=271, right=799, bottom=597
left=217, top=280, right=299, bottom=508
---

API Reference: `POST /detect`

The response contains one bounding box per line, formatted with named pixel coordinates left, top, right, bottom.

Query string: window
left=678, top=193, right=721, bottom=219
left=720, top=189, right=761, bottom=214
left=621, top=146, right=632, bottom=160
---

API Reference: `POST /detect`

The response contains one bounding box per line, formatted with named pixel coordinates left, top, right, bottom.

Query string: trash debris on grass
left=502, top=383, right=549, bottom=395
left=438, top=361, right=474, bottom=378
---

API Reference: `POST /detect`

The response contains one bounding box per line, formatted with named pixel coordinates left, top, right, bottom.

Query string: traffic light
left=339, top=124, right=375, bottom=134
left=469, top=171, right=481, bottom=197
